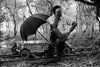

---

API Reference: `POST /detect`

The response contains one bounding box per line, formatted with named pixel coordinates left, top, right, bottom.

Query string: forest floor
left=0, top=53, right=100, bottom=67
left=0, top=35, right=100, bottom=67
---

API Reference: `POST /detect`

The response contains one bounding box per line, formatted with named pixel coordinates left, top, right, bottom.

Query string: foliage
left=0, top=0, right=3, bottom=4
left=0, top=0, right=5, bottom=23
left=78, top=2, right=96, bottom=25
left=68, top=30, right=99, bottom=48
left=0, top=14, right=5, bottom=23
left=33, top=0, right=52, bottom=14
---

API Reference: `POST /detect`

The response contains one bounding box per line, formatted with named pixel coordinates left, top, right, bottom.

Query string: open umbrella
left=20, top=14, right=50, bottom=41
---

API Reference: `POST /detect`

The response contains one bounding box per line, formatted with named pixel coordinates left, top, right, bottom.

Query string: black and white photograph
left=0, top=0, right=100, bottom=67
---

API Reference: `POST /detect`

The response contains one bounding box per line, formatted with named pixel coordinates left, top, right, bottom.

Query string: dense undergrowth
left=68, top=30, right=100, bottom=48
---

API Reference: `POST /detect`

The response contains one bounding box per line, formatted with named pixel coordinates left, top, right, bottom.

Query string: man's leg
left=55, top=38, right=64, bottom=61
left=55, top=39, right=61, bottom=61
left=52, top=28, right=63, bottom=39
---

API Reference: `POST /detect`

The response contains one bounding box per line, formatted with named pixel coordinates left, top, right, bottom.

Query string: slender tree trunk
left=83, top=25, right=88, bottom=33
left=96, top=16, right=100, bottom=32
left=13, top=14, right=17, bottom=36
left=90, top=22, right=94, bottom=37
left=77, top=2, right=82, bottom=35
left=98, top=21, right=100, bottom=32
left=92, top=22, right=94, bottom=33
left=63, top=24, right=65, bottom=30
left=13, top=0, right=17, bottom=36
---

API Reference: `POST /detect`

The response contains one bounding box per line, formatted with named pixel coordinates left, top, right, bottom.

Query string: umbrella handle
left=37, top=30, right=50, bottom=42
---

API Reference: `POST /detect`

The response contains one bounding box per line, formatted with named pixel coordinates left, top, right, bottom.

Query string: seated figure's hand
left=64, top=32, right=70, bottom=37
left=61, top=32, right=70, bottom=42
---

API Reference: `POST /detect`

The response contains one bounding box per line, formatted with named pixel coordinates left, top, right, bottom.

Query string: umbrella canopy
left=20, top=14, right=50, bottom=41
left=33, top=14, right=50, bottom=21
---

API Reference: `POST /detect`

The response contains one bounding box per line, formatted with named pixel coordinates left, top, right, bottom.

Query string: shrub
left=68, top=31, right=99, bottom=48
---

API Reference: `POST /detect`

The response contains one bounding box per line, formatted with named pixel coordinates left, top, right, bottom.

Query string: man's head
left=52, top=5, right=62, bottom=17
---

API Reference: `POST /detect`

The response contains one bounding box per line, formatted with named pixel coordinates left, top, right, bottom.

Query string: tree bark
left=98, top=20, right=100, bottom=32
left=13, top=0, right=17, bottom=36
left=13, top=14, right=17, bottom=36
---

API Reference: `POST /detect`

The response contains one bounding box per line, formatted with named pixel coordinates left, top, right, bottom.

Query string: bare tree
left=5, top=0, right=17, bottom=36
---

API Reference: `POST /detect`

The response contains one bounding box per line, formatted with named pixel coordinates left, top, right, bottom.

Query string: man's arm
left=69, top=21, right=77, bottom=34
left=61, top=21, right=77, bottom=41
left=53, top=15, right=59, bottom=28
left=63, top=21, right=77, bottom=36
left=51, top=10, right=63, bottom=39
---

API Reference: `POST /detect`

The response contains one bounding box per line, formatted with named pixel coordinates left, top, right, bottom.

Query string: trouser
left=55, top=38, right=64, bottom=61
left=50, top=28, right=67, bottom=61
left=51, top=28, right=63, bottom=39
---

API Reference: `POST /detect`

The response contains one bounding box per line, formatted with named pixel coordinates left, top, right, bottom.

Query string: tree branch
left=26, top=0, right=33, bottom=15
left=14, top=0, right=16, bottom=10
left=5, top=0, right=13, bottom=16
left=76, top=0, right=95, bottom=6
left=46, top=0, right=53, bottom=16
